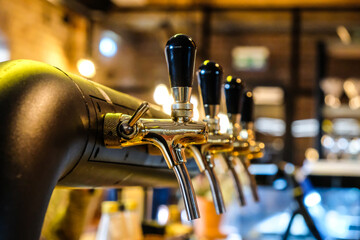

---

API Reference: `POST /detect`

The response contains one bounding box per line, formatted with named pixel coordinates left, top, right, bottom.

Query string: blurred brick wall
left=0, top=0, right=87, bottom=73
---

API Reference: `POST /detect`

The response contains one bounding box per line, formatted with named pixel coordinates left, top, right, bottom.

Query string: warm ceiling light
left=337, top=25, right=351, bottom=45
left=305, top=148, right=319, bottom=162
left=153, top=84, right=170, bottom=105
left=77, top=59, right=96, bottom=78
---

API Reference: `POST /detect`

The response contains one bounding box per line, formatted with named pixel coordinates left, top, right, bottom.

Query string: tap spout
left=188, top=145, right=226, bottom=214
left=239, top=156, right=260, bottom=202
left=142, top=134, right=201, bottom=220
left=173, top=163, right=200, bottom=220
left=225, top=154, right=246, bottom=206
left=204, top=155, right=226, bottom=214
left=104, top=113, right=207, bottom=221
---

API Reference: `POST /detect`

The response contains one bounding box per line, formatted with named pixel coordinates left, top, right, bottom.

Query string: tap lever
left=241, top=91, right=254, bottom=123
left=119, top=102, right=149, bottom=137
left=197, top=60, right=223, bottom=118
left=128, top=102, right=150, bottom=127
left=224, top=76, right=245, bottom=137
left=165, top=34, right=196, bottom=89
left=224, top=76, right=245, bottom=115
left=165, top=34, right=197, bottom=122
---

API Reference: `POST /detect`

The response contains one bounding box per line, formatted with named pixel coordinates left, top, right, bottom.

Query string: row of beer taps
left=103, top=34, right=265, bottom=221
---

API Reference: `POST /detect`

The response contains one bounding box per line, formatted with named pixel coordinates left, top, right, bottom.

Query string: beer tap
left=238, top=90, right=263, bottom=202
left=223, top=76, right=247, bottom=206
left=188, top=60, right=231, bottom=214
left=103, top=34, right=208, bottom=220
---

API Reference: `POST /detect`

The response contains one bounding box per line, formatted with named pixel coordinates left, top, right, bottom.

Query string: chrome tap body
left=104, top=112, right=207, bottom=220
left=103, top=34, right=207, bottom=220
left=187, top=61, right=231, bottom=214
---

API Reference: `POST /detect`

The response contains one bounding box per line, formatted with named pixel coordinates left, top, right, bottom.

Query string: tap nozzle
left=188, top=145, right=226, bottom=214
left=225, top=154, right=246, bottom=206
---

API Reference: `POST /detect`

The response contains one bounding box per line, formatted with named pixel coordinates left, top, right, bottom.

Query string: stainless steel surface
left=188, top=145, right=226, bottom=214
left=239, top=156, right=260, bottom=202
left=228, top=118, right=263, bottom=204
left=128, top=102, right=150, bottom=127
left=228, top=113, right=241, bottom=137
left=225, top=155, right=246, bottom=206
left=104, top=114, right=207, bottom=167
left=204, top=104, right=220, bottom=119
left=173, top=163, right=200, bottom=220
left=171, top=86, right=192, bottom=103
left=104, top=108, right=207, bottom=221
left=188, top=145, right=206, bottom=172
left=203, top=116, right=220, bottom=134
left=120, top=102, right=150, bottom=136
left=204, top=154, right=226, bottom=214
left=187, top=107, right=232, bottom=214
left=103, top=34, right=208, bottom=222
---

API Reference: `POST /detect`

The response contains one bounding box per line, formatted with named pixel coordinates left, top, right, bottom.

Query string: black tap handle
left=197, top=60, right=223, bottom=106
left=224, top=76, right=245, bottom=114
left=241, top=90, right=254, bottom=122
left=165, top=34, right=196, bottom=88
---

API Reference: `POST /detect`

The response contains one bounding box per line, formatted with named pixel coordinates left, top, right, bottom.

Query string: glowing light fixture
left=337, top=26, right=351, bottom=45
left=253, top=86, right=284, bottom=105
left=99, top=31, right=119, bottom=57
left=255, top=118, right=285, bottom=136
left=304, top=191, right=321, bottom=207
left=348, top=138, right=360, bottom=154
left=218, top=113, right=230, bottom=134
left=153, top=84, right=170, bottom=105
left=157, top=205, right=169, bottom=225
left=305, top=148, right=319, bottom=162
left=240, top=129, right=248, bottom=139
left=273, top=178, right=287, bottom=190
left=349, top=96, right=360, bottom=109
left=77, top=59, right=96, bottom=78
left=337, top=137, right=349, bottom=151
left=153, top=84, right=173, bottom=115
left=0, top=47, right=10, bottom=62
left=249, top=164, right=278, bottom=175
left=291, top=119, right=319, bottom=138
left=180, top=210, right=189, bottom=223
left=190, top=96, right=200, bottom=121
left=284, top=163, right=295, bottom=174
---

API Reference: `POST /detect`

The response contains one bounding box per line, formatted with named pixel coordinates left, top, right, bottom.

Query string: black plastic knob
left=241, top=91, right=254, bottom=122
left=165, top=34, right=196, bottom=88
left=224, top=76, right=245, bottom=114
left=197, top=60, right=223, bottom=106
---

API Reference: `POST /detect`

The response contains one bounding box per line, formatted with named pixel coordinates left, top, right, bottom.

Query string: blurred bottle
left=96, top=201, right=128, bottom=240
left=165, top=205, right=192, bottom=238
left=123, top=200, right=143, bottom=240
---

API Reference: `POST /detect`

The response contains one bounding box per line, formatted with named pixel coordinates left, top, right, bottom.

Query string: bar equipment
left=224, top=76, right=248, bottom=205
left=0, top=34, right=207, bottom=239
left=103, top=34, right=208, bottom=220
left=188, top=60, right=232, bottom=214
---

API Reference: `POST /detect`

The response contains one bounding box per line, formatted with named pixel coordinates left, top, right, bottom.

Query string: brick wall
left=0, top=0, right=87, bottom=73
